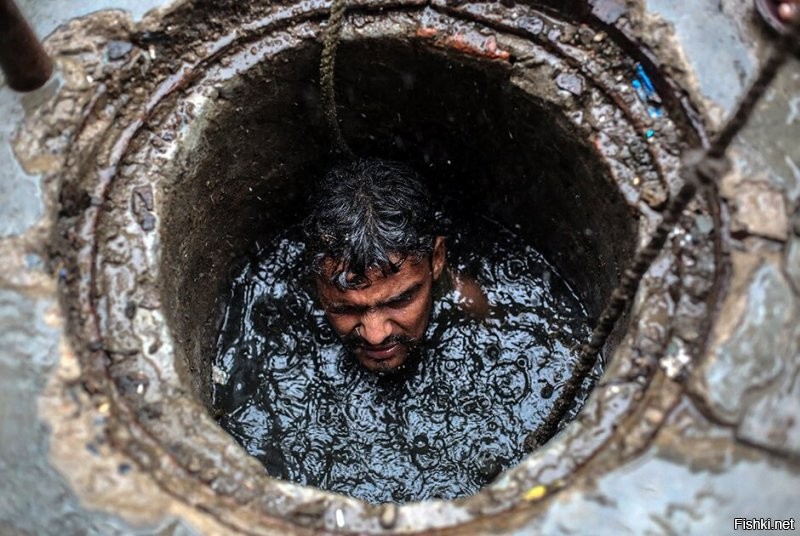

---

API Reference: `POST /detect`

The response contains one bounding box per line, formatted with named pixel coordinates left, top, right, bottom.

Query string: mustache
left=342, top=331, right=417, bottom=349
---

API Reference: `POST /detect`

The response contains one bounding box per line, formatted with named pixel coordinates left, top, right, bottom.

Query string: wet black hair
left=304, top=157, right=436, bottom=290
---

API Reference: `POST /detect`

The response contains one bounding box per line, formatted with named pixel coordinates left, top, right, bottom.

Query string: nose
left=358, top=309, right=392, bottom=345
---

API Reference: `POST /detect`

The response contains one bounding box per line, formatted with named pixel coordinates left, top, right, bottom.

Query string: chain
left=320, top=0, right=355, bottom=159
left=532, top=19, right=800, bottom=446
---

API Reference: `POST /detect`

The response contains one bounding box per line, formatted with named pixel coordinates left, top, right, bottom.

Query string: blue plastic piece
left=631, top=63, right=664, bottom=128
left=636, top=64, right=656, bottom=95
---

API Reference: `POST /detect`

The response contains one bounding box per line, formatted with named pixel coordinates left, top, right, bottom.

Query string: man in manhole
left=215, top=155, right=595, bottom=501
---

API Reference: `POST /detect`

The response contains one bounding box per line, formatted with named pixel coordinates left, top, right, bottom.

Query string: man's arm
left=779, top=0, right=799, bottom=22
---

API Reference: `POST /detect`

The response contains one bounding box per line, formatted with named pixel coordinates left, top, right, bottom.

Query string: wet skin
left=315, top=238, right=447, bottom=372
left=452, top=270, right=491, bottom=319
left=779, top=0, right=799, bottom=22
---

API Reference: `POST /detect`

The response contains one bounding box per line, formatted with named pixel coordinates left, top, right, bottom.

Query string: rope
left=320, top=0, right=355, bottom=159
left=532, top=19, right=799, bottom=447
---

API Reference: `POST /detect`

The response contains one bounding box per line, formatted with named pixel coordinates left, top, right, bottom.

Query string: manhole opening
left=159, top=37, right=636, bottom=498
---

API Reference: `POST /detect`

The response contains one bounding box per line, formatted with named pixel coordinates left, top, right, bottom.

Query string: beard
left=341, top=332, right=421, bottom=375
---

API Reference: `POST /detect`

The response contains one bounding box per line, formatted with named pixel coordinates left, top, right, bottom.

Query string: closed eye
left=385, top=285, right=421, bottom=309
left=322, top=283, right=423, bottom=315
left=327, top=304, right=363, bottom=316
left=386, top=293, right=413, bottom=309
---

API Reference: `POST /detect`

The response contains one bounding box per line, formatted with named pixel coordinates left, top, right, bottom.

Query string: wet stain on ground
left=212, top=212, right=594, bottom=503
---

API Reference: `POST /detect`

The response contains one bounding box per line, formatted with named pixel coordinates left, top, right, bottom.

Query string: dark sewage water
left=211, top=214, right=595, bottom=503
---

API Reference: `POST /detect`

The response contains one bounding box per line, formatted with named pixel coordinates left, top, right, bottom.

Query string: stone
left=555, top=72, right=584, bottom=96
left=695, top=261, right=797, bottom=428
left=0, top=290, right=126, bottom=533
left=640, top=179, right=668, bottom=208
left=729, top=182, right=789, bottom=241
left=106, top=40, right=133, bottom=60
left=738, top=345, right=800, bottom=455
left=578, top=26, right=595, bottom=45
left=517, top=16, right=544, bottom=35
left=379, top=503, right=398, bottom=529
left=787, top=236, right=800, bottom=292
left=734, top=238, right=800, bottom=455
left=535, top=405, right=800, bottom=535
left=637, top=0, right=758, bottom=122
left=591, top=0, right=626, bottom=24
left=738, top=57, right=800, bottom=204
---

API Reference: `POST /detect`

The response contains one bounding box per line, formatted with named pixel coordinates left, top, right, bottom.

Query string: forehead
left=315, top=257, right=430, bottom=304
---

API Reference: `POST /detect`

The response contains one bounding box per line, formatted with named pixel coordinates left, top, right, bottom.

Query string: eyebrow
left=325, top=283, right=423, bottom=313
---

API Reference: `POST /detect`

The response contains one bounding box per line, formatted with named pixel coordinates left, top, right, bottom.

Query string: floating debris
left=523, top=484, right=547, bottom=501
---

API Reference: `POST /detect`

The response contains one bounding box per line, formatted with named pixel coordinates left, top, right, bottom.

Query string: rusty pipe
left=0, top=0, right=53, bottom=92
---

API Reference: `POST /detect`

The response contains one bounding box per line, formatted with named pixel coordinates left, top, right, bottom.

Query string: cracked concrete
left=645, top=0, right=758, bottom=119
left=692, top=255, right=800, bottom=457
left=533, top=401, right=799, bottom=535
left=0, top=289, right=196, bottom=534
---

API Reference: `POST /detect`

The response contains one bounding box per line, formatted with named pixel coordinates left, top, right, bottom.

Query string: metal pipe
left=0, top=0, right=53, bottom=92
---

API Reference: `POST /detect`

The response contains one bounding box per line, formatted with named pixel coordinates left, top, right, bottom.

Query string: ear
left=431, top=236, right=446, bottom=281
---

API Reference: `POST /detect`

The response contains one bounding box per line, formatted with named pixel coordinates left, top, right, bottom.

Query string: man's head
left=304, top=158, right=445, bottom=373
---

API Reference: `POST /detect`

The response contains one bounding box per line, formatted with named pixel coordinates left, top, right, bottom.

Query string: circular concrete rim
left=48, top=1, right=721, bottom=533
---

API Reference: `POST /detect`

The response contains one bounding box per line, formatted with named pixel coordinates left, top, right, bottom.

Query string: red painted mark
left=443, top=32, right=510, bottom=61
left=416, top=27, right=439, bottom=38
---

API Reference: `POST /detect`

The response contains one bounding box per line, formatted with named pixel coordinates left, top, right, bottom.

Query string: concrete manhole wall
left=2, top=0, right=799, bottom=535
left=40, top=0, right=720, bottom=530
